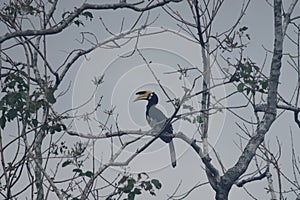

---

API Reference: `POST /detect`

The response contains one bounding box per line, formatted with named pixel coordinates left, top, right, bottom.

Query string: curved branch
left=67, top=128, right=220, bottom=184
left=0, top=0, right=182, bottom=44
left=236, top=167, right=268, bottom=187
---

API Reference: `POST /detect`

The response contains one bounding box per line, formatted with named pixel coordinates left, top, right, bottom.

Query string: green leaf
left=122, top=178, right=136, bottom=193
left=137, top=173, right=142, bottom=181
left=119, top=175, right=129, bottom=184
left=73, top=168, right=82, bottom=173
left=239, top=26, right=248, bottom=32
left=54, top=124, right=62, bottom=132
left=182, top=116, right=192, bottom=123
left=237, top=83, right=244, bottom=92
left=182, top=104, right=193, bottom=111
left=0, top=101, right=4, bottom=110
left=7, top=80, right=16, bottom=89
left=84, top=171, right=93, bottom=178
left=28, top=99, right=44, bottom=113
left=143, top=181, right=152, bottom=191
left=32, top=119, right=38, bottom=127
left=6, top=94, right=17, bottom=105
left=45, top=88, right=56, bottom=104
left=128, top=178, right=136, bottom=185
left=7, top=109, right=17, bottom=121
left=245, top=87, right=252, bottom=95
left=150, top=190, right=156, bottom=196
left=82, top=11, right=93, bottom=20
left=61, top=124, right=67, bottom=130
left=122, top=184, right=134, bottom=193
left=196, top=115, right=202, bottom=124
left=261, top=80, right=268, bottom=90
left=62, top=160, right=72, bottom=167
left=74, top=19, right=84, bottom=27
left=49, top=127, right=55, bottom=134
left=0, top=116, right=6, bottom=129
left=151, top=179, right=162, bottom=189
left=246, top=33, right=251, bottom=40
left=133, top=188, right=141, bottom=195
left=128, top=192, right=135, bottom=200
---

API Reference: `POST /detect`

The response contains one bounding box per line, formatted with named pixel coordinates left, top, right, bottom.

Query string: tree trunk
left=34, top=130, right=45, bottom=200
left=214, top=180, right=232, bottom=200
left=215, top=189, right=229, bottom=200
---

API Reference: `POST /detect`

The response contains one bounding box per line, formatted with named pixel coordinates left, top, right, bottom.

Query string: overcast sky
left=67, top=1, right=300, bottom=199
left=4, top=0, right=298, bottom=199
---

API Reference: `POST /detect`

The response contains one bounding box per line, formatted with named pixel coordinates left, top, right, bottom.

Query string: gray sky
left=69, top=1, right=300, bottom=199
left=4, top=0, right=297, bottom=199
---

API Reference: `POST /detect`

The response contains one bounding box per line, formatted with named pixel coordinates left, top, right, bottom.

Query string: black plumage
left=146, top=94, right=173, bottom=143
left=134, top=90, right=176, bottom=168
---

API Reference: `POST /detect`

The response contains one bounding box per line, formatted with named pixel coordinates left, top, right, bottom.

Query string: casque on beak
left=134, top=90, right=153, bottom=102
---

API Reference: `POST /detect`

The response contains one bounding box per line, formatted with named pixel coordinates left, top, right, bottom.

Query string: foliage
left=107, top=173, right=162, bottom=200
left=62, top=10, right=94, bottom=27
left=230, top=59, right=268, bottom=95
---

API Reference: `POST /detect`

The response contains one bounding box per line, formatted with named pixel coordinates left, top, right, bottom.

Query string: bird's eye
left=148, top=93, right=153, bottom=99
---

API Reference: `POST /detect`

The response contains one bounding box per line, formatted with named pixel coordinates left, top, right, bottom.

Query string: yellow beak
left=134, top=90, right=153, bottom=102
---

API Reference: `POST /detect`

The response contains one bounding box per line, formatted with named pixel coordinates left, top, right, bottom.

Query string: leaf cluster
left=108, top=173, right=162, bottom=200
left=181, top=104, right=203, bottom=124
left=1, top=0, right=40, bottom=20
left=62, top=10, right=94, bottom=27
left=224, top=26, right=250, bottom=51
left=0, top=72, right=65, bottom=136
left=230, top=59, right=268, bottom=95
left=0, top=73, right=29, bottom=129
left=60, top=142, right=87, bottom=169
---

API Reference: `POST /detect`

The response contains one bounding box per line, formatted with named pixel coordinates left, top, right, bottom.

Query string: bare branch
left=0, top=1, right=182, bottom=43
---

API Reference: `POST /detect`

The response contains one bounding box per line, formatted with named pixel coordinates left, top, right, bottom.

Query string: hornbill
left=134, top=90, right=176, bottom=168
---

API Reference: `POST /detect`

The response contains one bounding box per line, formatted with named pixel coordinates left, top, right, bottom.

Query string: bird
left=134, top=90, right=176, bottom=168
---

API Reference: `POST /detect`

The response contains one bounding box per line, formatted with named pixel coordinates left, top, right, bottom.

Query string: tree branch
left=0, top=1, right=182, bottom=44
left=236, top=167, right=268, bottom=187
left=216, top=0, right=284, bottom=197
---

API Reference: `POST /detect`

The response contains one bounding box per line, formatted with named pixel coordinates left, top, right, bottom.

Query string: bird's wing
left=148, top=106, right=168, bottom=121
left=147, top=106, right=175, bottom=165
left=147, top=106, right=173, bottom=134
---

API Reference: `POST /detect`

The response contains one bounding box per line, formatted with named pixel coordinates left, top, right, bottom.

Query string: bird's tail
left=169, top=141, right=176, bottom=168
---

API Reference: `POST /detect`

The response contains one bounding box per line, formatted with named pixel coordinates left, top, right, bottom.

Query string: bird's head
left=134, top=90, right=158, bottom=104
